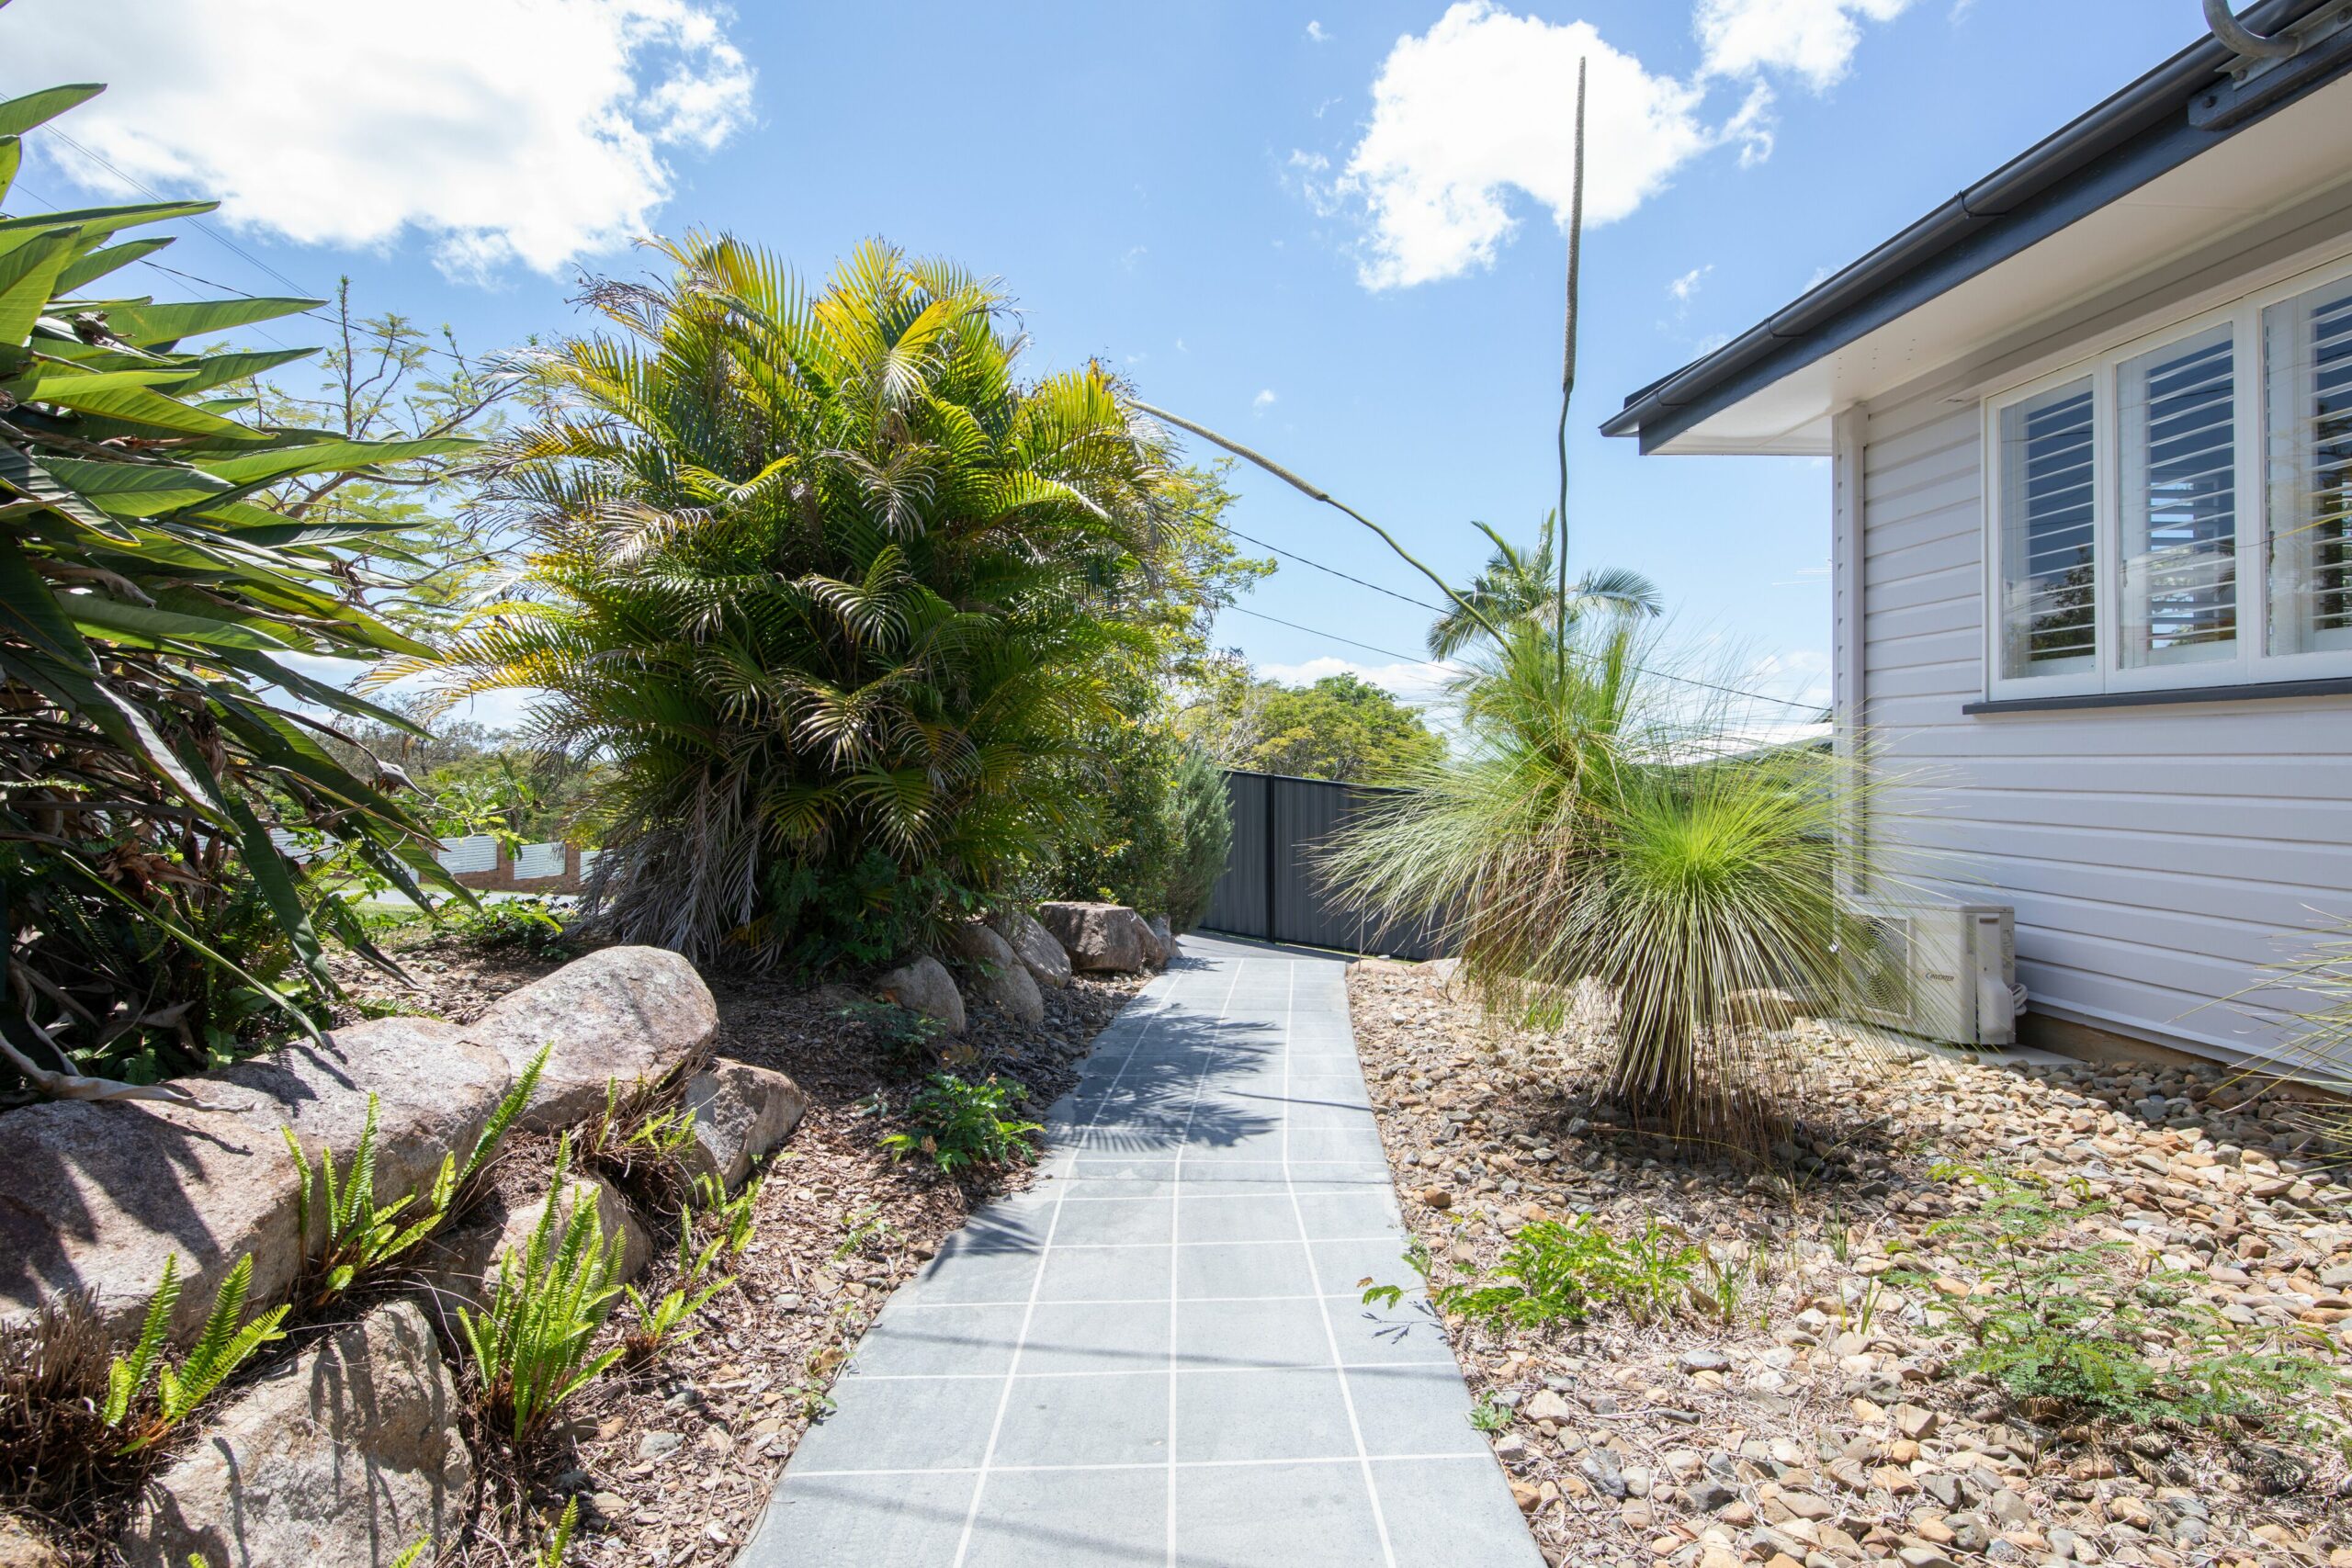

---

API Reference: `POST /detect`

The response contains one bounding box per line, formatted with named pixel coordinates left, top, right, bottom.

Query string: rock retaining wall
left=0, top=944, right=807, bottom=1564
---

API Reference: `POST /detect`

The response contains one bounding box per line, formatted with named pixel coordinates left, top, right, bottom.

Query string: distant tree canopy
left=1183, top=671, right=1443, bottom=784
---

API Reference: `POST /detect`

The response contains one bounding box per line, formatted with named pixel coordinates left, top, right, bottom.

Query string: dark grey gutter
left=1602, top=0, right=2346, bottom=454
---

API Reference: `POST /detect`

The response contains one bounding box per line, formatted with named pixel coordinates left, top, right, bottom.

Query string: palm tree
left=401, top=238, right=1174, bottom=970
left=1426, top=512, right=1662, bottom=660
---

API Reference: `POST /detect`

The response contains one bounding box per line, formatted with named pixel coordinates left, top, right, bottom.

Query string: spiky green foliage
left=402, top=236, right=1182, bottom=970
left=576, top=1066, right=700, bottom=1213
left=1322, top=616, right=1889, bottom=1142
left=457, top=1136, right=626, bottom=1446
left=102, top=1254, right=288, bottom=1451
left=281, top=1045, right=545, bottom=1310
left=535, top=1496, right=581, bottom=1567
left=0, top=81, right=469, bottom=1085
left=1424, top=513, right=1661, bottom=660
left=284, top=1093, right=444, bottom=1308
left=622, top=1172, right=756, bottom=1361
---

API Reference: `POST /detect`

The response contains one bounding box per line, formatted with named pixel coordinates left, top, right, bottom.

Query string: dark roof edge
left=1600, top=0, right=2340, bottom=448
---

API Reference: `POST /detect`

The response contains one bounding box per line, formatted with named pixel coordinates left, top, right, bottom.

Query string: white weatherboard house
left=1605, top=1, right=2352, bottom=1072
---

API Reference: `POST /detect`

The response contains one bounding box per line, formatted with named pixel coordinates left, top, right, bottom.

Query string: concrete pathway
left=739, top=935, right=1544, bottom=1568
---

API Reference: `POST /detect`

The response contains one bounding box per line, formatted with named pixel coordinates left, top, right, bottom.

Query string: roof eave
left=1602, top=0, right=2346, bottom=452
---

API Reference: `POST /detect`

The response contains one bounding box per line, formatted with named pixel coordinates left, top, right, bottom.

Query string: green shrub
left=576, top=1070, right=700, bottom=1212
left=1159, top=745, right=1232, bottom=932
left=834, top=998, right=952, bottom=1077
left=440, top=895, right=572, bottom=959
left=880, top=1074, right=1043, bottom=1173
left=412, top=238, right=1189, bottom=972
left=1903, top=1163, right=2346, bottom=1437
left=1417, top=1214, right=1701, bottom=1329
left=104, top=1256, right=288, bottom=1452
left=763, top=852, right=958, bottom=976
left=0, top=82, right=472, bottom=1089
left=457, top=1136, right=626, bottom=1445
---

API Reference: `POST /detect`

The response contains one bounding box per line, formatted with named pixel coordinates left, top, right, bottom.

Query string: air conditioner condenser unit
left=1844, top=895, right=2023, bottom=1049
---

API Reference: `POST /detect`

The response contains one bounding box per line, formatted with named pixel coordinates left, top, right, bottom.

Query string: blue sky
left=12, top=0, right=2204, bottom=725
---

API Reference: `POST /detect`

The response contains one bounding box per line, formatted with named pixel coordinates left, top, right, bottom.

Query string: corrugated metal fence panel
left=1205, top=772, right=1271, bottom=939
left=1202, top=770, right=1446, bottom=960
left=1270, top=775, right=1352, bottom=951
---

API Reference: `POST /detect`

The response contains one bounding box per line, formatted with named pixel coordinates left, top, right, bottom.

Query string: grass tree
left=408, top=238, right=1180, bottom=969
left=1321, top=617, right=1890, bottom=1145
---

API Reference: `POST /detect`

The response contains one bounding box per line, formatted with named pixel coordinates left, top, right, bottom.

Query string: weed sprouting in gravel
left=1900, top=1162, right=2347, bottom=1442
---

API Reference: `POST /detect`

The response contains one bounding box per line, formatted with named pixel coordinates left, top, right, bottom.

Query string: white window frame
left=1980, top=249, right=2352, bottom=702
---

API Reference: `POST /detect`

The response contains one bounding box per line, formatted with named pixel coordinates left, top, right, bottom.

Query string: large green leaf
left=0, top=200, right=217, bottom=248
left=192, top=434, right=477, bottom=489
left=0, top=84, right=105, bottom=138
left=0, top=138, right=18, bottom=209
left=22, top=367, right=198, bottom=397
left=0, top=541, right=220, bottom=809
left=221, top=793, right=333, bottom=998
left=0, top=226, right=81, bottom=349
left=96, top=296, right=322, bottom=350
left=0, top=445, right=134, bottom=536
left=54, top=234, right=173, bottom=294
left=62, top=592, right=300, bottom=652
left=38, top=380, right=268, bottom=440
left=168, top=345, right=315, bottom=396
left=37, top=454, right=229, bottom=516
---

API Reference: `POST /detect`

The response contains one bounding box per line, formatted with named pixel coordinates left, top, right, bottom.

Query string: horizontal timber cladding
left=1201, top=770, right=1447, bottom=960
left=1853, top=378, right=2352, bottom=1070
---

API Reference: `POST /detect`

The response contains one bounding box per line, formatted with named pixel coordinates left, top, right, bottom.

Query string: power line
left=16, top=127, right=479, bottom=368
left=32, top=120, right=326, bottom=300
left=1218, top=523, right=1446, bottom=614
left=1215, top=537, right=1831, bottom=716
left=1224, top=604, right=1453, bottom=669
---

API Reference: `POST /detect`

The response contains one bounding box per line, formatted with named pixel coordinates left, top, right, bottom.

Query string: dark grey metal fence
left=1201, top=770, right=1448, bottom=959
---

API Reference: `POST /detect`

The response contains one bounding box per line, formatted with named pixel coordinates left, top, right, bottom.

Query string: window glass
left=1997, top=378, right=2097, bottom=679
left=2117, top=324, right=2237, bottom=668
left=2265, top=276, right=2352, bottom=656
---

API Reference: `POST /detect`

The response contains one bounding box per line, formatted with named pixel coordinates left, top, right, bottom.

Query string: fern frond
left=103, top=1252, right=181, bottom=1426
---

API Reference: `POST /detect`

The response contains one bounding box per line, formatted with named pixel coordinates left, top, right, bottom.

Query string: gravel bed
left=1345, top=959, right=2352, bottom=1568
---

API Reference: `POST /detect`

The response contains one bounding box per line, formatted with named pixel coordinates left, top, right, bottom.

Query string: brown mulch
left=328, top=926, right=1149, bottom=1567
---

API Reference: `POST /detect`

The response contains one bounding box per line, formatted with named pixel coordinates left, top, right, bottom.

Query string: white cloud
left=10, top=0, right=754, bottom=281
left=1668, top=265, right=1712, bottom=305
left=1694, top=0, right=1912, bottom=90
left=1313, top=0, right=1911, bottom=288
left=1306, top=19, right=1331, bottom=42
left=1328, top=4, right=1709, bottom=289
left=1252, top=389, right=1278, bottom=412
left=1258, top=658, right=1453, bottom=705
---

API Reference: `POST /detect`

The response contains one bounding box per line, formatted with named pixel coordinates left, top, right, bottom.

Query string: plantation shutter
left=2118, top=323, right=2238, bottom=668
left=1997, top=378, right=2097, bottom=678
left=2264, top=276, right=2352, bottom=656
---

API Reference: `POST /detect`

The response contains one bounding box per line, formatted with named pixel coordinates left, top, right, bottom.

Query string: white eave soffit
left=1652, top=73, right=2352, bottom=457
